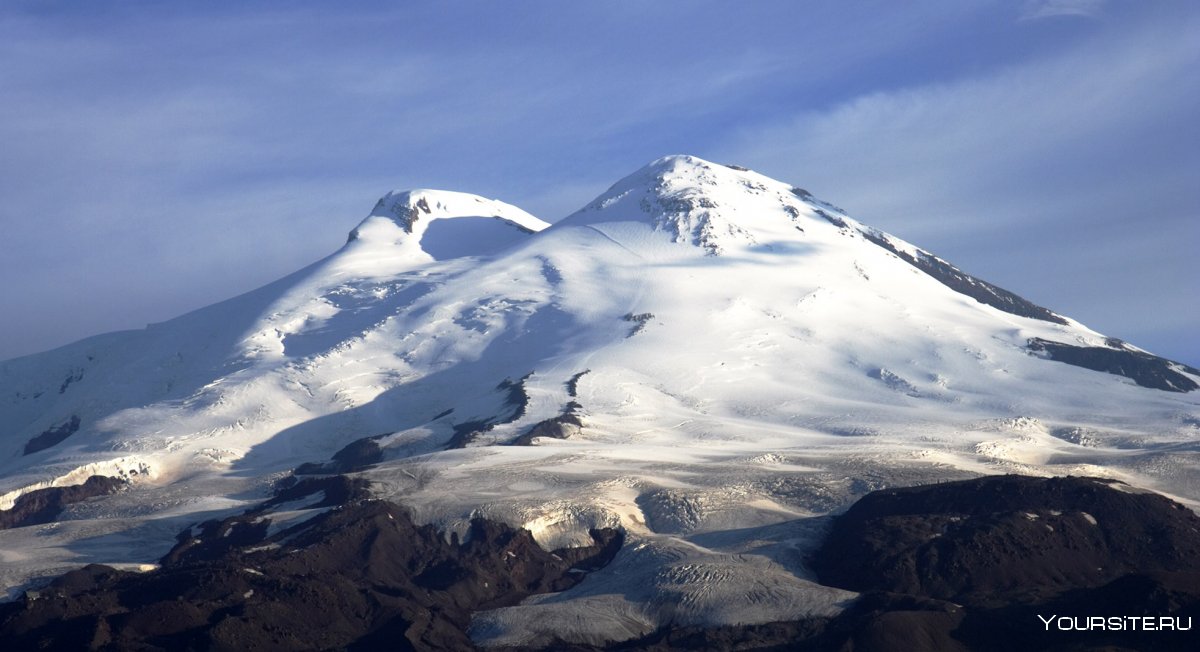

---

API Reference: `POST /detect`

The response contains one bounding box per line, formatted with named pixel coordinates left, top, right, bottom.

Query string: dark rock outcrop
left=445, top=419, right=494, bottom=449
left=1028, top=337, right=1199, bottom=392
left=812, top=475, right=1200, bottom=606
left=623, top=312, right=654, bottom=336
left=23, top=414, right=82, bottom=455
left=805, top=475, right=1200, bottom=651
left=0, top=475, right=125, bottom=530
left=566, top=370, right=589, bottom=398
left=511, top=401, right=583, bottom=445
left=59, top=368, right=84, bottom=394
left=6, top=474, right=1197, bottom=651
left=162, top=476, right=373, bottom=567
left=497, top=372, right=534, bottom=421
left=0, top=475, right=623, bottom=652
left=294, top=435, right=385, bottom=475
left=446, top=373, right=536, bottom=449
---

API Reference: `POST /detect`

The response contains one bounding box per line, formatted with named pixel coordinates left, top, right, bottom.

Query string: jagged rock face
left=1028, top=337, right=1200, bottom=392
left=0, top=477, right=623, bottom=652
left=802, top=476, right=1200, bottom=652
left=812, top=475, right=1200, bottom=607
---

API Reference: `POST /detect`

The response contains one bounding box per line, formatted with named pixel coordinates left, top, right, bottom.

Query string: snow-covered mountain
left=2, top=155, right=1198, bottom=645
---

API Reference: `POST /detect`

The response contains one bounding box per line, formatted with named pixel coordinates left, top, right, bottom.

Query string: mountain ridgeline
left=1, top=155, right=1197, bottom=649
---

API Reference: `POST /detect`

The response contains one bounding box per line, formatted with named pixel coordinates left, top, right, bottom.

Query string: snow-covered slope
left=1, top=156, right=1197, bottom=645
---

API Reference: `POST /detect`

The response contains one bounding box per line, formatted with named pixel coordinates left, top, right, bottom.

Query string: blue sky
left=1, top=0, right=1197, bottom=365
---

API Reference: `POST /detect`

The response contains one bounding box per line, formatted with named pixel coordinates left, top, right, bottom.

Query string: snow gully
left=1037, top=615, right=1193, bottom=631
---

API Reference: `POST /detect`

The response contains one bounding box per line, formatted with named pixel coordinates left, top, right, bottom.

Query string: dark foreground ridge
left=804, top=475, right=1200, bottom=652
left=558, top=475, right=1200, bottom=652
left=4, top=475, right=1198, bottom=651
left=813, top=474, right=1200, bottom=604
left=0, top=475, right=623, bottom=651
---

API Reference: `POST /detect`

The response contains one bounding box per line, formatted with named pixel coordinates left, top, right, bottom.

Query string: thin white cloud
left=0, top=1, right=1196, bottom=365
left=718, top=11, right=1199, bottom=361
left=1020, top=0, right=1106, bottom=21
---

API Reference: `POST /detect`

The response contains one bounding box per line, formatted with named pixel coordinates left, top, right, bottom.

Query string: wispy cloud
left=719, top=10, right=1199, bottom=362
left=1020, top=0, right=1106, bottom=21
left=0, top=1, right=1196, bottom=365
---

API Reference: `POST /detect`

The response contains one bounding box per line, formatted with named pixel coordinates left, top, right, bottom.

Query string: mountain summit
left=1, top=156, right=1197, bottom=645
left=558, top=154, right=821, bottom=254
left=348, top=189, right=548, bottom=260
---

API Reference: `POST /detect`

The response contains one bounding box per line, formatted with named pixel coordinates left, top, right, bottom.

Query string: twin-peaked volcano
left=0, top=155, right=1197, bottom=645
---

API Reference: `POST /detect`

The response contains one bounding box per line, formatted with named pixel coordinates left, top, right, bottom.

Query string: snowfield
left=1, top=155, right=1197, bottom=645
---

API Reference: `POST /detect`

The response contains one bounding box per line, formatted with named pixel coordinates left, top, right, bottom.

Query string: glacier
left=1, top=155, right=1197, bottom=645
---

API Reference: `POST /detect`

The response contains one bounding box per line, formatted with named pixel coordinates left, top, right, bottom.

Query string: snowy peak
left=2, top=153, right=1200, bottom=636
left=347, top=189, right=549, bottom=261
left=557, top=155, right=823, bottom=255
left=361, top=189, right=547, bottom=235
left=563, top=155, right=1073, bottom=328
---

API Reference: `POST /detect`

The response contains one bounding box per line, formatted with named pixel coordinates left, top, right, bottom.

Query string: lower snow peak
left=346, top=189, right=550, bottom=261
